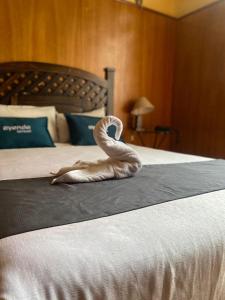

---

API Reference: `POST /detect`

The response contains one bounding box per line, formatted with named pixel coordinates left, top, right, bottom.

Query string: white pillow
left=0, top=105, right=57, bottom=142
left=56, top=107, right=106, bottom=143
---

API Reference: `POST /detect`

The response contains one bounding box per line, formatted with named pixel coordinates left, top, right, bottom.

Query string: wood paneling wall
left=0, top=0, right=176, bottom=147
left=172, top=1, right=225, bottom=157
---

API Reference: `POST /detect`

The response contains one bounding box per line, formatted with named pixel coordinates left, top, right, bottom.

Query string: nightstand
left=131, top=126, right=178, bottom=148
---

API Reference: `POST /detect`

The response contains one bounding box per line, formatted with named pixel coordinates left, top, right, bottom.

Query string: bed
left=0, top=62, right=225, bottom=300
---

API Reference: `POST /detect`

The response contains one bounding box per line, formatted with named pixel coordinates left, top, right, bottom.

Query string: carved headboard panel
left=0, top=62, right=115, bottom=114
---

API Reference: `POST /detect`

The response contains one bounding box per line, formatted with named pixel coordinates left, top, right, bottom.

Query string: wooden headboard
left=0, top=62, right=115, bottom=114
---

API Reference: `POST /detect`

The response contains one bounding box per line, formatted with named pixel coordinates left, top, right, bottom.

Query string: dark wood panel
left=0, top=0, right=175, bottom=148
left=172, top=0, right=225, bottom=158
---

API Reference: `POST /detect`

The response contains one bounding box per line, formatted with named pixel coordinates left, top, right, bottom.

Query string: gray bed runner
left=1, top=159, right=225, bottom=239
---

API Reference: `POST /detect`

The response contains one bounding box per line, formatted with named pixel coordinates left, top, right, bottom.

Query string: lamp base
left=135, top=115, right=143, bottom=131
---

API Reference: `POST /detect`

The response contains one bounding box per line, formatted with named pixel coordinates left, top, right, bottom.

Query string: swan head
left=94, top=116, right=123, bottom=141
left=108, top=116, right=123, bottom=140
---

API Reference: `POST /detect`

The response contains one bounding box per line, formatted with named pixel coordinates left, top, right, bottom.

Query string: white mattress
left=1, top=144, right=225, bottom=300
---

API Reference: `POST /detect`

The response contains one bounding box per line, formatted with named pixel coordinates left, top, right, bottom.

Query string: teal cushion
left=0, top=117, right=55, bottom=149
left=65, top=114, right=123, bottom=145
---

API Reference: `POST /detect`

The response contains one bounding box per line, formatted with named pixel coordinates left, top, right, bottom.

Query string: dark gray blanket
left=1, top=159, right=225, bottom=239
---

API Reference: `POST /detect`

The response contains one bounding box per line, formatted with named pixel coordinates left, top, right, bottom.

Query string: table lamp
left=131, top=97, right=154, bottom=131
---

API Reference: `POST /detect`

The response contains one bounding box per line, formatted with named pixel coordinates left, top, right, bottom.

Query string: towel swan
left=51, top=116, right=142, bottom=184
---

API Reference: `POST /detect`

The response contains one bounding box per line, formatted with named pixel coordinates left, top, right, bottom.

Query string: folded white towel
left=51, top=116, right=142, bottom=184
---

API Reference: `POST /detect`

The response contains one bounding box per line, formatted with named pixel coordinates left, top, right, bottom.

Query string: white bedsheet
left=0, top=143, right=209, bottom=180
left=1, top=144, right=225, bottom=300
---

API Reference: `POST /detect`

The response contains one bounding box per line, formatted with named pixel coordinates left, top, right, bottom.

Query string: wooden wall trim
left=116, top=0, right=177, bottom=19
left=177, top=0, right=223, bottom=19
left=117, top=0, right=223, bottom=19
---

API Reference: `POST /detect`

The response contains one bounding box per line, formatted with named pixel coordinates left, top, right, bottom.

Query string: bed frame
left=0, top=62, right=115, bottom=114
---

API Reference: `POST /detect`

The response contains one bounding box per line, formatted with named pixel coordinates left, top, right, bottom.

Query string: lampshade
left=131, top=97, right=154, bottom=116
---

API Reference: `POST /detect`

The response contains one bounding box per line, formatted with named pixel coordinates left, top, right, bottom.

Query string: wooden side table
left=132, top=126, right=178, bottom=148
